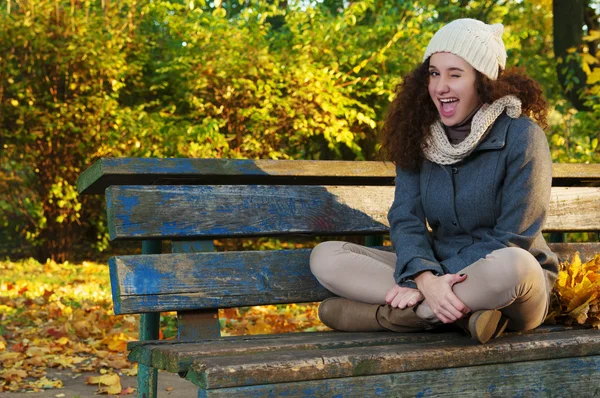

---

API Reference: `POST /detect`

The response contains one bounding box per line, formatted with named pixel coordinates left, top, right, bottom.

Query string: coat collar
left=473, top=112, right=511, bottom=152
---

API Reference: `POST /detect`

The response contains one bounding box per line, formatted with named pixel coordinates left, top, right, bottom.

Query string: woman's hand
left=414, top=271, right=470, bottom=323
left=385, top=285, right=425, bottom=309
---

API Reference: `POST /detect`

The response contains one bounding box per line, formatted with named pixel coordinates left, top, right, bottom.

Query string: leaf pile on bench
left=547, top=252, right=600, bottom=328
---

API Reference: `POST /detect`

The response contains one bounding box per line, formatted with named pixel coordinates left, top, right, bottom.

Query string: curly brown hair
left=380, top=60, right=548, bottom=171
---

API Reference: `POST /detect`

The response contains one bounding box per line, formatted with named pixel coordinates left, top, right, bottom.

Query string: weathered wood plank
left=109, top=243, right=600, bottom=314
left=138, top=331, right=464, bottom=373
left=125, top=323, right=580, bottom=351
left=171, top=240, right=221, bottom=340
left=127, top=325, right=579, bottom=373
left=109, top=249, right=330, bottom=314
left=551, top=162, right=600, bottom=183
left=185, top=329, right=600, bottom=389
left=106, top=185, right=391, bottom=241
left=77, top=159, right=600, bottom=195
left=77, top=158, right=397, bottom=194
left=106, top=185, right=600, bottom=240
left=547, top=187, right=600, bottom=232
left=549, top=242, right=600, bottom=263
left=197, top=354, right=600, bottom=397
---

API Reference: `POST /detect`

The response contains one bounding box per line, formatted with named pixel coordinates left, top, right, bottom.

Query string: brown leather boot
left=455, top=309, right=509, bottom=344
left=318, top=297, right=433, bottom=332
left=377, top=304, right=436, bottom=332
left=318, top=297, right=385, bottom=332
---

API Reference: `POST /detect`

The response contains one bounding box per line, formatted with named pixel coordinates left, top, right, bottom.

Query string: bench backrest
left=78, top=159, right=600, bottom=315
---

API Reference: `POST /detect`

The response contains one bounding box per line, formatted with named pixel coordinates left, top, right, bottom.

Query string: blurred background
left=1, top=0, right=599, bottom=262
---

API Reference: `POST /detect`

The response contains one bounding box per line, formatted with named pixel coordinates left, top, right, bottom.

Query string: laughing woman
left=309, top=18, right=559, bottom=343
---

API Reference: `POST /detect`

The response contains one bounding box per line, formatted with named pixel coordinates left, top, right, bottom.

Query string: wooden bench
left=77, top=158, right=600, bottom=397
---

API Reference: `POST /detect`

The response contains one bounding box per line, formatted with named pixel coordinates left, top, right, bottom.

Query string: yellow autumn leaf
left=549, top=253, right=600, bottom=328
left=122, top=364, right=138, bottom=376
left=85, top=373, right=122, bottom=395
left=557, top=271, right=568, bottom=288
left=587, top=68, right=600, bottom=85
left=0, top=369, right=28, bottom=382
left=583, top=60, right=592, bottom=75
left=30, top=377, right=63, bottom=389
left=583, top=30, right=600, bottom=42
left=582, top=53, right=599, bottom=67
left=25, top=346, right=51, bottom=357
left=101, top=333, right=130, bottom=352
left=246, top=319, right=272, bottom=335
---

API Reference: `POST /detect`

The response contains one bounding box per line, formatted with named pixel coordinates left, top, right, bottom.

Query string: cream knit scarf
left=423, top=95, right=522, bottom=165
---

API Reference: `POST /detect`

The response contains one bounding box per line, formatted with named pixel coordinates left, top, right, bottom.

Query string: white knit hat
left=422, top=19, right=506, bottom=80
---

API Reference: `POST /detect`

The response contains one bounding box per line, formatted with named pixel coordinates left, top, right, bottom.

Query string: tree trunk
left=553, top=0, right=589, bottom=110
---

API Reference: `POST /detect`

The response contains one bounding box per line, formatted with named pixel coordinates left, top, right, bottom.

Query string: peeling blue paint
left=109, top=158, right=273, bottom=175
left=108, top=257, right=122, bottom=314
left=187, top=354, right=600, bottom=397
left=106, top=185, right=389, bottom=240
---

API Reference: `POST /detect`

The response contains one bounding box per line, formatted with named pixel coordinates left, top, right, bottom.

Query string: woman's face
left=428, top=52, right=480, bottom=126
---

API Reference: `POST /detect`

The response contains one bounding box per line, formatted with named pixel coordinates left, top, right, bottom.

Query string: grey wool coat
left=388, top=112, right=559, bottom=292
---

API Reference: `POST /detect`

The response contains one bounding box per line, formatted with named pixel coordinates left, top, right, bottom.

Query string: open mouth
left=439, top=98, right=459, bottom=118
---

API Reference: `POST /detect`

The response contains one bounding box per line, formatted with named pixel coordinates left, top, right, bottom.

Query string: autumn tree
left=0, top=0, right=598, bottom=261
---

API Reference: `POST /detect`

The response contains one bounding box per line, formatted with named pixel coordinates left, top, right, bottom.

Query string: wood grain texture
left=547, top=187, right=600, bottom=231
left=550, top=162, right=600, bottom=181
left=77, top=158, right=397, bottom=194
left=109, top=249, right=329, bottom=314
left=132, top=330, right=463, bottom=372
left=106, top=185, right=391, bottom=240
left=127, top=325, right=578, bottom=373
left=77, top=158, right=600, bottom=195
left=197, top=354, right=600, bottom=397
left=110, top=243, right=600, bottom=314
left=184, top=329, right=600, bottom=389
left=171, top=240, right=220, bottom=340
left=106, top=185, right=600, bottom=240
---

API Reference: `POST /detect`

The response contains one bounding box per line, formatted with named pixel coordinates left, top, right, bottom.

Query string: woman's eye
left=451, top=74, right=461, bottom=78
left=429, top=71, right=439, bottom=76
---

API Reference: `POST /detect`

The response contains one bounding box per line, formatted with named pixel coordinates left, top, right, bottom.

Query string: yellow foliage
left=85, top=373, right=122, bottom=395
left=583, top=30, right=600, bottom=42
left=587, top=68, right=600, bottom=85
left=546, top=252, right=600, bottom=328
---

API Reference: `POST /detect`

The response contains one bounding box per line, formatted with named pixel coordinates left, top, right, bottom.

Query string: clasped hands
left=384, top=271, right=471, bottom=324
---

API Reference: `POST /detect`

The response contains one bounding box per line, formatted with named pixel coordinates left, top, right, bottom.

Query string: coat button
left=452, top=167, right=458, bottom=174
left=452, top=221, right=458, bottom=226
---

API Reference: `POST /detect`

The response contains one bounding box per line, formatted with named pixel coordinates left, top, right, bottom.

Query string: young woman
left=309, top=18, right=559, bottom=343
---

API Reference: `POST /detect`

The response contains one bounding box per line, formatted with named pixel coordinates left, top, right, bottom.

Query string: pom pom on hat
left=423, top=19, right=507, bottom=80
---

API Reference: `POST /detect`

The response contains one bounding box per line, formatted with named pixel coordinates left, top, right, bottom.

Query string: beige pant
left=310, top=242, right=549, bottom=331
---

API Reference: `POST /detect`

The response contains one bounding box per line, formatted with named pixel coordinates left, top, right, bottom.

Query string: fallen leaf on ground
left=0, top=369, right=28, bottom=382
left=85, top=373, right=122, bottom=395
left=121, top=386, right=136, bottom=395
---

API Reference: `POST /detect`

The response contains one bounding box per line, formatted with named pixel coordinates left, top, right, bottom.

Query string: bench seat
left=77, top=159, right=600, bottom=398
left=129, top=326, right=600, bottom=397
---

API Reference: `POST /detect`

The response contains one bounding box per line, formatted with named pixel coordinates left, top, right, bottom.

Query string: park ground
left=0, top=259, right=327, bottom=396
